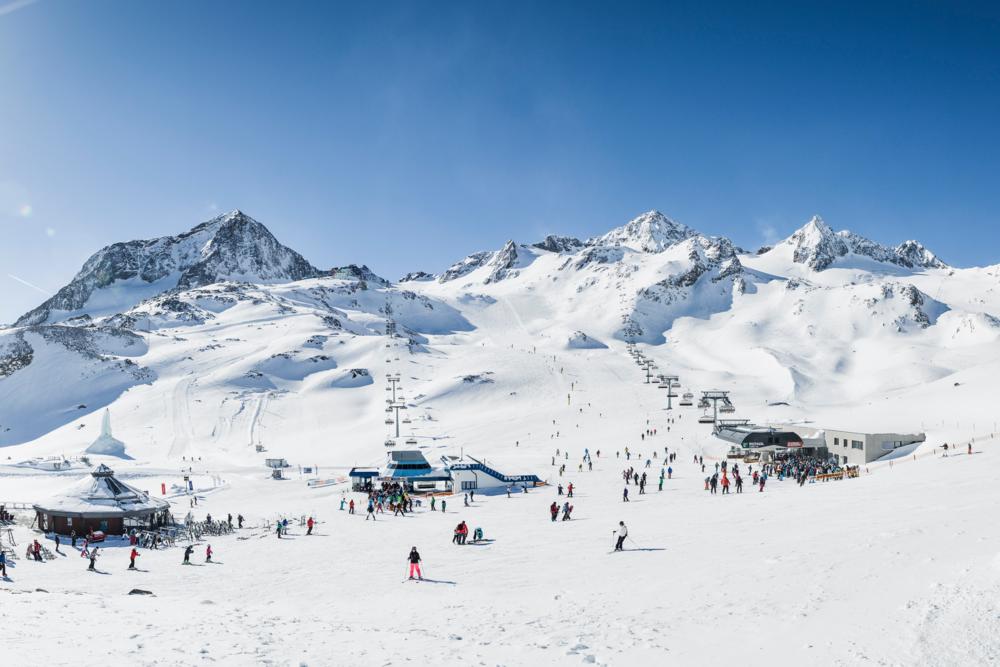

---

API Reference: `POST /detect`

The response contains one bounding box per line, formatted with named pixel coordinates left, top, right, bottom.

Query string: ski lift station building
left=349, top=451, right=542, bottom=494
left=715, top=423, right=925, bottom=466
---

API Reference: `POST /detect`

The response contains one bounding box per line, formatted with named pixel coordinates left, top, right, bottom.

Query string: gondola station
left=32, top=464, right=172, bottom=537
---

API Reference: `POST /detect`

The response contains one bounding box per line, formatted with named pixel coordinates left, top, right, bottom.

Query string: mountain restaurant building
left=33, top=464, right=172, bottom=536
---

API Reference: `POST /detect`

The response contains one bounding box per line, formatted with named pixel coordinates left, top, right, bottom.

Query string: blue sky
left=1, top=0, right=998, bottom=322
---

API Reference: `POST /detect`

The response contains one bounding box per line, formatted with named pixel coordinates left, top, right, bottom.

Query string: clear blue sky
left=2, top=0, right=998, bottom=322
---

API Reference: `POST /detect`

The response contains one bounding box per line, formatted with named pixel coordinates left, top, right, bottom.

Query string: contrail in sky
left=7, top=273, right=52, bottom=296
left=0, top=0, right=38, bottom=17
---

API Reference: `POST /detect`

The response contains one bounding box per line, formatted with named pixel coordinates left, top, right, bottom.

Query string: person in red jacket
left=306, top=517, right=314, bottom=536
left=206, top=544, right=213, bottom=562
left=128, top=547, right=139, bottom=570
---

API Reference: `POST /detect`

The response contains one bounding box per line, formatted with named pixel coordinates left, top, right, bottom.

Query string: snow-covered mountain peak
left=15, top=211, right=320, bottom=326
left=593, top=210, right=696, bottom=253
left=781, top=215, right=946, bottom=272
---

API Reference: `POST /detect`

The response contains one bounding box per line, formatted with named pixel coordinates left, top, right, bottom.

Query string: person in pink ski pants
left=407, top=546, right=423, bottom=579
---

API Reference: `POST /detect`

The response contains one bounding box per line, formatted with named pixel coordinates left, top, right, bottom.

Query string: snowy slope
left=2, top=209, right=999, bottom=665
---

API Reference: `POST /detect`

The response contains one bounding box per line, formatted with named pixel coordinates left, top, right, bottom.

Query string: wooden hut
left=33, top=464, right=172, bottom=536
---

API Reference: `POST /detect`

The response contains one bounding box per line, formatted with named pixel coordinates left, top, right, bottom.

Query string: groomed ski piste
left=1, top=211, right=999, bottom=666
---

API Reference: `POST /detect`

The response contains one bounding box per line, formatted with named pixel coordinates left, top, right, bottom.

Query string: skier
left=0, top=549, right=6, bottom=578
left=237, top=514, right=244, bottom=528
left=407, top=547, right=423, bottom=580
left=128, top=547, right=139, bottom=570
left=759, top=476, right=766, bottom=492
left=567, top=483, right=574, bottom=497
left=54, top=534, right=62, bottom=555
left=348, top=499, right=356, bottom=514
left=88, top=547, right=99, bottom=571
left=614, top=522, right=628, bottom=551
left=276, top=523, right=283, bottom=538
left=441, top=499, right=447, bottom=513
left=183, top=545, right=194, bottom=564
left=557, top=484, right=563, bottom=496
left=430, top=496, right=436, bottom=511
left=206, top=544, right=213, bottom=562
left=32, top=540, right=42, bottom=562
left=227, top=513, right=233, bottom=528
left=623, top=487, right=630, bottom=502
left=71, top=530, right=77, bottom=549
left=306, top=517, right=314, bottom=535
left=735, top=474, right=743, bottom=494
left=721, top=474, right=730, bottom=495
left=550, top=502, right=559, bottom=522
left=366, top=499, right=376, bottom=521
left=667, top=466, right=672, bottom=480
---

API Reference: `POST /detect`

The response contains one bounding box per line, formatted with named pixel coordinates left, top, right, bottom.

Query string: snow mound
left=328, top=368, right=373, bottom=388
left=566, top=331, right=608, bottom=349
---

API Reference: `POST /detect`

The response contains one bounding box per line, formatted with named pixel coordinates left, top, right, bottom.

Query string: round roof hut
left=33, top=464, right=172, bottom=536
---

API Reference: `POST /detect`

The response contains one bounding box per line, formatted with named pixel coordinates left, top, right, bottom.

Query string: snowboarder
left=614, top=522, right=628, bottom=551
left=550, top=502, right=559, bottom=522
left=128, top=547, right=139, bottom=570
left=472, top=527, right=484, bottom=542
left=407, top=547, right=423, bottom=580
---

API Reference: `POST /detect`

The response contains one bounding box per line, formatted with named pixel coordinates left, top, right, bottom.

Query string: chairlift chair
left=698, top=414, right=715, bottom=424
left=384, top=439, right=396, bottom=448
left=384, top=418, right=394, bottom=425
left=402, top=417, right=412, bottom=424
left=405, top=437, right=418, bottom=446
